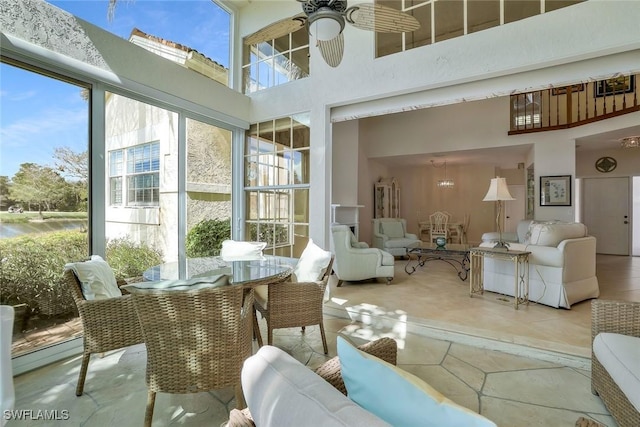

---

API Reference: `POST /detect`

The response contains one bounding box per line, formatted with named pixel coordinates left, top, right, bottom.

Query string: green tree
left=53, top=146, right=88, bottom=210
left=0, top=176, right=13, bottom=210
left=10, top=163, right=68, bottom=216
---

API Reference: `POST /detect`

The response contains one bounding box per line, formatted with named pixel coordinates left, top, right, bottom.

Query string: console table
left=469, top=247, right=530, bottom=309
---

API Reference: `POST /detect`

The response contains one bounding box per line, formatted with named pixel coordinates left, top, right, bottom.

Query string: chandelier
left=620, top=136, right=640, bottom=148
left=431, top=160, right=454, bottom=188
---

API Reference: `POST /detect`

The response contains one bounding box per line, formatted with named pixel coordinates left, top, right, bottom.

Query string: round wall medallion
left=595, top=157, right=617, bottom=173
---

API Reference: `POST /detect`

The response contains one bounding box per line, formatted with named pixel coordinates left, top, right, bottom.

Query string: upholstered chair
left=371, top=218, right=421, bottom=257
left=330, top=225, right=394, bottom=286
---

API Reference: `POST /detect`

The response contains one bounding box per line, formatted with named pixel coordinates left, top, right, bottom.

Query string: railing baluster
left=509, top=74, right=639, bottom=135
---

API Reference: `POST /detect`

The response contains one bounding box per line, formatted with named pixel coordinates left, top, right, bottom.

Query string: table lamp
left=483, top=177, right=515, bottom=249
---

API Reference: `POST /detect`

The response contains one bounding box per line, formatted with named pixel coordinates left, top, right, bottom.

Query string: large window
left=245, top=114, right=310, bottom=257
left=376, top=0, right=584, bottom=58
left=242, top=30, right=309, bottom=93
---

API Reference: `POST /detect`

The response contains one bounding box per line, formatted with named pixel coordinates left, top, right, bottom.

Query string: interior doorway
left=582, top=177, right=631, bottom=255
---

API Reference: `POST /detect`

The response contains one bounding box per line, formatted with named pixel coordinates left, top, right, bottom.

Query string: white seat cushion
left=65, top=255, right=122, bottom=300
left=220, top=240, right=266, bottom=260
left=242, top=345, right=390, bottom=427
left=593, top=332, right=640, bottom=412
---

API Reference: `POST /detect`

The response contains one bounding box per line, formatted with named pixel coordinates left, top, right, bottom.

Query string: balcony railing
left=509, top=74, right=639, bottom=134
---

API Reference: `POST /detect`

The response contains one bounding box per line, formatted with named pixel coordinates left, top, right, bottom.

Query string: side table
left=469, top=247, right=531, bottom=309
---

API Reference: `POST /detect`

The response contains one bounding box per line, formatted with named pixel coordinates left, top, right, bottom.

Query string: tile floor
left=8, top=254, right=639, bottom=426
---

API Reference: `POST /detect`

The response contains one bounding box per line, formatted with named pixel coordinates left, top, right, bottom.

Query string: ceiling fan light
left=308, top=8, right=344, bottom=41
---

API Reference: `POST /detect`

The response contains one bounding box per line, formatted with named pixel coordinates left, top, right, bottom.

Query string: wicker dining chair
left=129, top=284, right=254, bottom=427
left=63, top=269, right=144, bottom=396
left=254, top=257, right=334, bottom=354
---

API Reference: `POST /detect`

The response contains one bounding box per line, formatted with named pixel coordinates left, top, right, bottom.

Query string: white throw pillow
left=220, top=240, right=266, bottom=261
left=337, top=337, right=497, bottom=427
left=293, top=239, right=332, bottom=282
left=381, top=221, right=404, bottom=239
left=65, top=255, right=122, bottom=300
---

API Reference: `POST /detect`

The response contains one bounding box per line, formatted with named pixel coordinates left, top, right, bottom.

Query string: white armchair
left=330, top=225, right=395, bottom=286
left=372, top=218, right=421, bottom=257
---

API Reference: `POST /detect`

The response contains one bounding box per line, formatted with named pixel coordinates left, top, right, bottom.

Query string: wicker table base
left=575, top=417, right=606, bottom=427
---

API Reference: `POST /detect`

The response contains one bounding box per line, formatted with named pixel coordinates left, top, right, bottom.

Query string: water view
left=0, top=219, right=87, bottom=239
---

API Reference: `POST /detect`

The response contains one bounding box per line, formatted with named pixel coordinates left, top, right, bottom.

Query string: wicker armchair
left=63, top=269, right=144, bottom=396
left=591, top=299, right=640, bottom=427
left=253, top=257, right=334, bottom=354
left=129, top=285, right=254, bottom=427
left=227, top=337, right=398, bottom=426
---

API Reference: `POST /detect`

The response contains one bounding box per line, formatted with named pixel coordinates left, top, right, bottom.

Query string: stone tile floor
left=8, top=314, right=615, bottom=427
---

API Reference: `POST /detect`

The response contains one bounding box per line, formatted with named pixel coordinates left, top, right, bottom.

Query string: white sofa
left=481, top=220, right=599, bottom=309
left=372, top=218, right=421, bottom=257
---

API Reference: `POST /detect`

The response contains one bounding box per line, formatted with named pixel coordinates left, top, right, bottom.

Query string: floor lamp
left=483, top=177, right=515, bottom=249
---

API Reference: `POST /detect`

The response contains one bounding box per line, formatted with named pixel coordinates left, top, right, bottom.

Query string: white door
left=505, top=185, right=526, bottom=233
left=582, top=177, right=630, bottom=255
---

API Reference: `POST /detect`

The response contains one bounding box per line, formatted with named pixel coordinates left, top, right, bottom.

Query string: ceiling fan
left=244, top=0, right=420, bottom=68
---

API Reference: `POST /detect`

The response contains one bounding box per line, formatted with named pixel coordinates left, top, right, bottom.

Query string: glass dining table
left=142, top=255, right=298, bottom=288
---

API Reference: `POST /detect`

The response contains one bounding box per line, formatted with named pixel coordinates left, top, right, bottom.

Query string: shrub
left=106, top=238, right=163, bottom=280
left=0, top=231, right=163, bottom=315
left=186, top=218, right=231, bottom=257
left=0, top=230, right=87, bottom=314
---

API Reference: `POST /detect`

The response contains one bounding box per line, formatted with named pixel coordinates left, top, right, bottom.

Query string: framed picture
left=595, top=75, right=635, bottom=97
left=540, top=175, right=571, bottom=206
left=551, top=83, right=584, bottom=96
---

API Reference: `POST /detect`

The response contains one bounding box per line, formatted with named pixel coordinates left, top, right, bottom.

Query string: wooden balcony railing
left=509, top=74, right=639, bottom=135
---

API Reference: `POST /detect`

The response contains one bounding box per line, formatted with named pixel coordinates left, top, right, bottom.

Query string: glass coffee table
left=405, top=242, right=470, bottom=281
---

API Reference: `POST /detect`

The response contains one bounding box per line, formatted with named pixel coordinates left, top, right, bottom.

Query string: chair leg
left=336, top=280, right=343, bottom=287
left=75, top=351, right=90, bottom=396
left=144, top=390, right=156, bottom=427
left=252, top=310, right=263, bottom=347
left=319, top=323, right=328, bottom=355
left=267, top=326, right=273, bottom=346
left=301, top=326, right=305, bottom=333
left=386, top=277, right=393, bottom=285
left=234, top=383, right=246, bottom=409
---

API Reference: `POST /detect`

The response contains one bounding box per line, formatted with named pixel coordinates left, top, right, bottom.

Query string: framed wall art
left=540, top=175, right=571, bottom=206
left=595, top=75, right=635, bottom=97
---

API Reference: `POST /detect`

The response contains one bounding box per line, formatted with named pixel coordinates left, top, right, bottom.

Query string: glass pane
left=294, top=189, right=309, bottom=224
left=292, top=149, right=310, bottom=184
left=275, top=151, right=291, bottom=186
left=245, top=155, right=259, bottom=187
left=1, top=61, right=88, bottom=357
left=105, top=92, right=176, bottom=273
left=257, top=59, right=273, bottom=90
left=468, top=1, right=500, bottom=33
left=292, top=114, right=310, bottom=149
left=246, top=191, right=259, bottom=221
left=504, top=0, right=540, bottom=24
left=407, top=3, right=432, bottom=49
left=290, top=47, right=310, bottom=78
left=186, top=119, right=232, bottom=257
left=259, top=120, right=274, bottom=145
left=257, top=153, right=274, bottom=187
left=435, top=0, right=463, bottom=42
left=274, top=117, right=292, bottom=149
left=273, top=33, right=289, bottom=56
left=274, top=54, right=291, bottom=86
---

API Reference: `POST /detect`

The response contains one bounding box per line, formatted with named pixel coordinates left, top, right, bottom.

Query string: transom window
left=242, top=30, right=309, bottom=93
left=109, top=142, right=160, bottom=206
left=376, top=0, right=584, bottom=58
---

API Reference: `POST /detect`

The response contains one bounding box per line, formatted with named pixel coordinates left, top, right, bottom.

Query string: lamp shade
left=483, top=177, right=515, bottom=201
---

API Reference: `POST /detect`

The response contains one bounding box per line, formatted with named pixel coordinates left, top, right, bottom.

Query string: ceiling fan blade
left=244, top=14, right=307, bottom=45
left=317, top=33, right=344, bottom=68
left=345, top=3, right=420, bottom=33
